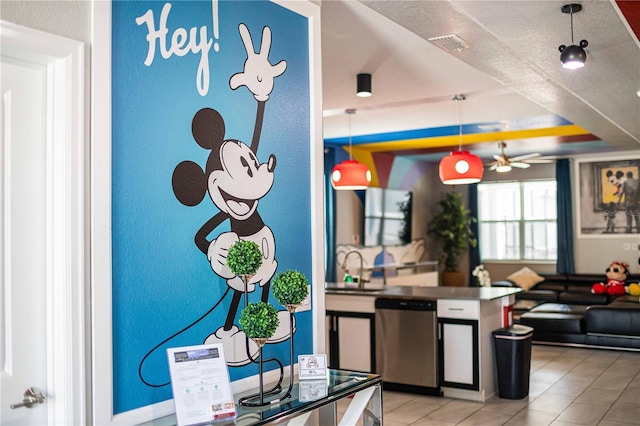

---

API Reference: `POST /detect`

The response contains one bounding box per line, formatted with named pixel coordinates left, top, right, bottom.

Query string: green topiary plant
left=226, top=240, right=263, bottom=276
left=272, top=269, right=309, bottom=307
left=239, top=302, right=280, bottom=341
left=426, top=191, right=477, bottom=273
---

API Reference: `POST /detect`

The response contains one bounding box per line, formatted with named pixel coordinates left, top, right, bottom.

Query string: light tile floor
left=337, top=345, right=640, bottom=425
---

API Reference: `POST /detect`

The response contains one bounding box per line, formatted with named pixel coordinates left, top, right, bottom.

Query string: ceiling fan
left=488, top=142, right=553, bottom=172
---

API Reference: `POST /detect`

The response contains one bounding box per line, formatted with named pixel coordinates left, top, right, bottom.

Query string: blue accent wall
left=112, top=0, right=312, bottom=414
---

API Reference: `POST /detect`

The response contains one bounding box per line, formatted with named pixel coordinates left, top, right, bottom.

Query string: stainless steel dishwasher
left=375, top=298, right=440, bottom=395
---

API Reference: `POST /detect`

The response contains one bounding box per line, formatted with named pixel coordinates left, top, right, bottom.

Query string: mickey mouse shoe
left=204, top=325, right=259, bottom=366
left=266, top=310, right=296, bottom=344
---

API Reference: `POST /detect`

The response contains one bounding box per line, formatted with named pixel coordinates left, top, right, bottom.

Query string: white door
left=1, top=21, right=86, bottom=425
left=1, top=53, right=49, bottom=426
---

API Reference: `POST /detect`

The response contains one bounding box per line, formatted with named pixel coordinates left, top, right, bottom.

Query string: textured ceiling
left=321, top=0, right=640, bottom=172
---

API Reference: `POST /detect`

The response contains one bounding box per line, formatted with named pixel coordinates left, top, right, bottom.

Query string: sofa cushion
left=585, top=305, right=640, bottom=336
left=507, top=267, right=545, bottom=291
left=519, top=312, right=584, bottom=334
left=534, top=282, right=567, bottom=292
left=515, top=290, right=559, bottom=303
left=609, top=295, right=640, bottom=306
left=566, top=274, right=605, bottom=284
left=530, top=303, right=588, bottom=314
left=558, top=291, right=609, bottom=305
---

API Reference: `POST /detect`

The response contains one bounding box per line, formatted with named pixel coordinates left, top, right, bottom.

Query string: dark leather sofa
left=493, top=273, right=640, bottom=351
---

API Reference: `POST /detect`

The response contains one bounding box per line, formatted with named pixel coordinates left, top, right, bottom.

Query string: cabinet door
left=439, top=318, right=479, bottom=390
left=326, top=311, right=375, bottom=372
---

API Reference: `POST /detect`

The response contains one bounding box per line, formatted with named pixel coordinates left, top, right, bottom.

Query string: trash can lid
left=493, top=324, right=534, bottom=337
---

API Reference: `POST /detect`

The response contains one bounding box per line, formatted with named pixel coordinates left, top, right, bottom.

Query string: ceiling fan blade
left=511, top=162, right=531, bottom=169
left=493, top=154, right=503, bottom=161
left=489, top=164, right=498, bottom=170
left=524, top=159, right=555, bottom=164
left=510, top=152, right=541, bottom=162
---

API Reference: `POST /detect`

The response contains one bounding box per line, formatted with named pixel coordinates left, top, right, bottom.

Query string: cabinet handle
left=448, top=307, right=464, bottom=311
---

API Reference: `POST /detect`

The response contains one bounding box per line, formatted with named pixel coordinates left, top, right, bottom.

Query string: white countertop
left=325, top=283, right=521, bottom=301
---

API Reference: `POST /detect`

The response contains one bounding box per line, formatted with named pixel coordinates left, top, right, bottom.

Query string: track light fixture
left=438, top=95, right=484, bottom=185
left=356, top=73, right=372, bottom=97
left=331, top=109, right=371, bottom=190
left=559, top=4, right=588, bottom=69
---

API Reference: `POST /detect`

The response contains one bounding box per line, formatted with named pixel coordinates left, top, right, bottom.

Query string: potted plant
left=238, top=301, right=280, bottom=406
left=272, top=269, right=309, bottom=312
left=271, top=269, right=309, bottom=398
left=227, top=239, right=262, bottom=285
left=427, top=191, right=477, bottom=286
left=239, top=301, right=280, bottom=347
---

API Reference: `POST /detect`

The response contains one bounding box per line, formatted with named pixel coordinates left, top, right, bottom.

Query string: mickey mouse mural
left=169, top=24, right=291, bottom=366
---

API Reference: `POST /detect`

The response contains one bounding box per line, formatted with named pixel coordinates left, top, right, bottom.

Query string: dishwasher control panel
left=375, top=298, right=436, bottom=311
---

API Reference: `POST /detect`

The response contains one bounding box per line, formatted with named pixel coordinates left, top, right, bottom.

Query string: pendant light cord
left=570, top=8, right=575, bottom=43
left=453, top=94, right=465, bottom=151
left=346, top=109, right=356, bottom=160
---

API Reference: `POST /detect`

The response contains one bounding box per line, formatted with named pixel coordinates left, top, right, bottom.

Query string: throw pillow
left=507, top=267, right=544, bottom=291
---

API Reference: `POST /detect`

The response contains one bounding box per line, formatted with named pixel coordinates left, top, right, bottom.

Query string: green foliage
left=226, top=240, right=262, bottom=276
left=239, top=302, right=279, bottom=339
left=426, top=192, right=477, bottom=272
left=398, top=197, right=413, bottom=244
left=272, top=269, right=309, bottom=306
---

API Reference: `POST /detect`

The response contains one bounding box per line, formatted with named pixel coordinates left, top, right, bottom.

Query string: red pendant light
left=331, top=159, right=371, bottom=189
left=331, top=109, right=371, bottom=190
left=438, top=95, right=484, bottom=185
left=439, top=150, right=484, bottom=184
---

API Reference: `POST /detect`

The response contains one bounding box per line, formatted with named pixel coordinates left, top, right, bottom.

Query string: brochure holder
left=167, top=343, right=236, bottom=426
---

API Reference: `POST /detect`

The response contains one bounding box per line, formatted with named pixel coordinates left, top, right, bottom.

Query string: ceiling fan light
left=496, top=164, right=512, bottom=173
left=439, top=150, right=484, bottom=185
left=560, top=44, right=586, bottom=69
left=331, top=159, right=371, bottom=190
left=356, top=73, right=372, bottom=97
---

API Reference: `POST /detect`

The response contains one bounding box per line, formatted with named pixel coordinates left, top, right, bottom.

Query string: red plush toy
left=592, top=261, right=629, bottom=296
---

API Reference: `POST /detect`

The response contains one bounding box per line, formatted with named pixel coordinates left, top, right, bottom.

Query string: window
left=364, top=187, right=412, bottom=246
left=477, top=180, right=557, bottom=261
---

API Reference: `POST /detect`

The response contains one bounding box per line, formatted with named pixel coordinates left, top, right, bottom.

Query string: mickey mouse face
left=208, top=139, right=275, bottom=220
left=606, top=170, right=624, bottom=187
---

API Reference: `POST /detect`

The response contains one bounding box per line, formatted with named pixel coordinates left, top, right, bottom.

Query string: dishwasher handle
left=375, top=298, right=436, bottom=311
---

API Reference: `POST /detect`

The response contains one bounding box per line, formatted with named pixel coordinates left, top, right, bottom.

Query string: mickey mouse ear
left=172, top=161, right=207, bottom=206
left=192, top=108, right=226, bottom=150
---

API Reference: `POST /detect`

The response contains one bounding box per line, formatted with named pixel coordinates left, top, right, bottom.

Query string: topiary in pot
left=239, top=301, right=279, bottom=346
left=272, top=269, right=309, bottom=312
left=226, top=240, right=263, bottom=278
left=427, top=192, right=477, bottom=285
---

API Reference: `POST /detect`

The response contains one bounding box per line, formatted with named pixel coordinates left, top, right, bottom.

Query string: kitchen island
left=325, top=284, right=521, bottom=402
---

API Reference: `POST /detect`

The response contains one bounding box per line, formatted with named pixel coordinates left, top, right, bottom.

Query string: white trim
left=0, top=20, right=86, bottom=425
left=90, top=1, right=117, bottom=424
left=90, top=1, right=323, bottom=424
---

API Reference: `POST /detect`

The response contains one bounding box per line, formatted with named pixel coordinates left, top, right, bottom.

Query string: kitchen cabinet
left=438, top=317, right=479, bottom=390
left=437, top=298, right=504, bottom=402
left=325, top=294, right=376, bottom=373
left=324, top=284, right=520, bottom=402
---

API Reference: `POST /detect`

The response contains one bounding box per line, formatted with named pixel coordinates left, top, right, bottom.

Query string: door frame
left=1, top=21, right=86, bottom=424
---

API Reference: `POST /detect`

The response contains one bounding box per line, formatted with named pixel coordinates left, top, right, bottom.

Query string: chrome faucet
left=341, top=250, right=366, bottom=289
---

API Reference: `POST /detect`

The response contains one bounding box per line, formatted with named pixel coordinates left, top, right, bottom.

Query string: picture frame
left=91, top=1, right=324, bottom=424
left=576, top=155, right=640, bottom=237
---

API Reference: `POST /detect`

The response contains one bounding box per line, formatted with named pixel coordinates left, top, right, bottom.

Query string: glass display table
left=141, top=369, right=382, bottom=425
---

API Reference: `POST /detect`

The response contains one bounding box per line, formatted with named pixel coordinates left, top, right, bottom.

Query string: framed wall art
left=91, top=1, right=324, bottom=424
left=576, top=156, right=640, bottom=237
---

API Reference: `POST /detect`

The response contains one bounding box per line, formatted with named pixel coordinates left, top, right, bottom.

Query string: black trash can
left=492, top=324, right=533, bottom=399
